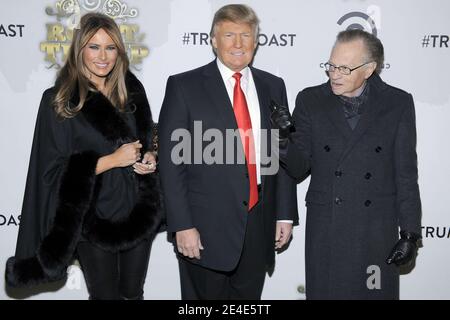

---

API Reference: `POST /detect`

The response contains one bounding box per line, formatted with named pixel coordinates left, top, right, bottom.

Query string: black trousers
left=76, top=239, right=151, bottom=300
left=178, top=202, right=266, bottom=300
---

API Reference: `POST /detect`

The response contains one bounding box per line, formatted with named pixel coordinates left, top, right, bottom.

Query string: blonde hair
left=210, top=4, right=260, bottom=40
left=54, top=12, right=129, bottom=118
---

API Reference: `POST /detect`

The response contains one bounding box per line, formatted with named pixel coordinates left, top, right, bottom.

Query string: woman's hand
left=133, top=151, right=157, bottom=175
left=95, top=140, right=142, bottom=174
left=112, top=140, right=142, bottom=167
left=95, top=141, right=142, bottom=175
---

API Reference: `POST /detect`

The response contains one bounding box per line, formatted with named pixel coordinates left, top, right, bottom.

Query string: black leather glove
left=386, top=231, right=421, bottom=266
left=269, top=100, right=295, bottom=140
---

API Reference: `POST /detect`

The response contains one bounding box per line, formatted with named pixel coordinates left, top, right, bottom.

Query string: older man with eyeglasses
left=270, top=29, right=422, bottom=300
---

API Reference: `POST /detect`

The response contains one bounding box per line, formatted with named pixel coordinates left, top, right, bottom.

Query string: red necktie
left=232, top=72, right=258, bottom=211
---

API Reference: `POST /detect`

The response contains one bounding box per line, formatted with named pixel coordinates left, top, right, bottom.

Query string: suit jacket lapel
left=202, top=61, right=248, bottom=199
left=251, top=68, right=271, bottom=188
left=202, top=61, right=238, bottom=130
left=251, top=68, right=271, bottom=132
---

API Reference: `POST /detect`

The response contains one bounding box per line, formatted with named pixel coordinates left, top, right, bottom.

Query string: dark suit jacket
left=158, top=60, right=298, bottom=272
left=283, top=73, right=422, bottom=299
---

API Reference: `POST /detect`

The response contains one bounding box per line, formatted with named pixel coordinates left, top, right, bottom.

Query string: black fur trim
left=126, top=72, right=154, bottom=151
left=80, top=71, right=154, bottom=150
left=6, top=151, right=99, bottom=286
left=5, top=256, right=66, bottom=287
left=82, top=93, right=133, bottom=148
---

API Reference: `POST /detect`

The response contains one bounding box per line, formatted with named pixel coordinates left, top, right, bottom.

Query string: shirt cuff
left=277, top=220, right=293, bottom=224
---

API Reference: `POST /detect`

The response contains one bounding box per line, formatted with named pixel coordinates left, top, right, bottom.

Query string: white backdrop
left=1, top=0, right=449, bottom=300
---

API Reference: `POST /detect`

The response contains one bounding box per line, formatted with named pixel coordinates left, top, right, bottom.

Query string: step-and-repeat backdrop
left=1, top=0, right=449, bottom=299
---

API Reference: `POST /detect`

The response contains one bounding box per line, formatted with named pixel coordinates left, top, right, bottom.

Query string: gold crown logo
left=41, top=0, right=148, bottom=69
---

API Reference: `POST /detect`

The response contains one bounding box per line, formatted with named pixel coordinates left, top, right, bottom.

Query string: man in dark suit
left=158, top=4, right=298, bottom=299
left=271, top=29, right=422, bottom=299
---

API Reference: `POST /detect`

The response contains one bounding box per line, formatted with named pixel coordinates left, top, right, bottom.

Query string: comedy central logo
left=336, top=7, right=390, bottom=71
left=337, top=6, right=380, bottom=36
left=40, top=0, right=149, bottom=69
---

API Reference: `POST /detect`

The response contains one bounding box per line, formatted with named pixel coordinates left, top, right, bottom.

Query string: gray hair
left=336, top=29, right=384, bottom=74
left=209, top=4, right=260, bottom=40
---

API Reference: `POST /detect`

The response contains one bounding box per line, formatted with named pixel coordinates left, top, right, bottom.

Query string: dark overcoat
left=284, top=74, right=421, bottom=299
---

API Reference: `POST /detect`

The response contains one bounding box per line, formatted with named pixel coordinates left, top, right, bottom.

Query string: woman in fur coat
left=5, top=13, right=163, bottom=300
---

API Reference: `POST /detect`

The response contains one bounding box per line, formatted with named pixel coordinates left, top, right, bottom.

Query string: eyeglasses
left=323, top=61, right=373, bottom=75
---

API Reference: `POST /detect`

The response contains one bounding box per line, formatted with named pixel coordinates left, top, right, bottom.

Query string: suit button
left=243, top=201, right=248, bottom=206
left=365, top=172, right=372, bottom=179
left=375, top=146, right=382, bottom=153
left=335, top=170, right=342, bottom=177
left=365, top=200, right=372, bottom=207
left=245, top=173, right=249, bottom=179
left=324, top=145, right=331, bottom=152
left=335, top=197, right=342, bottom=205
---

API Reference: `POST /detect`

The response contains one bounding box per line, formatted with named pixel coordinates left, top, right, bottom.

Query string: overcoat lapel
left=337, top=74, right=387, bottom=164
left=323, top=84, right=353, bottom=141
left=321, top=75, right=387, bottom=164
